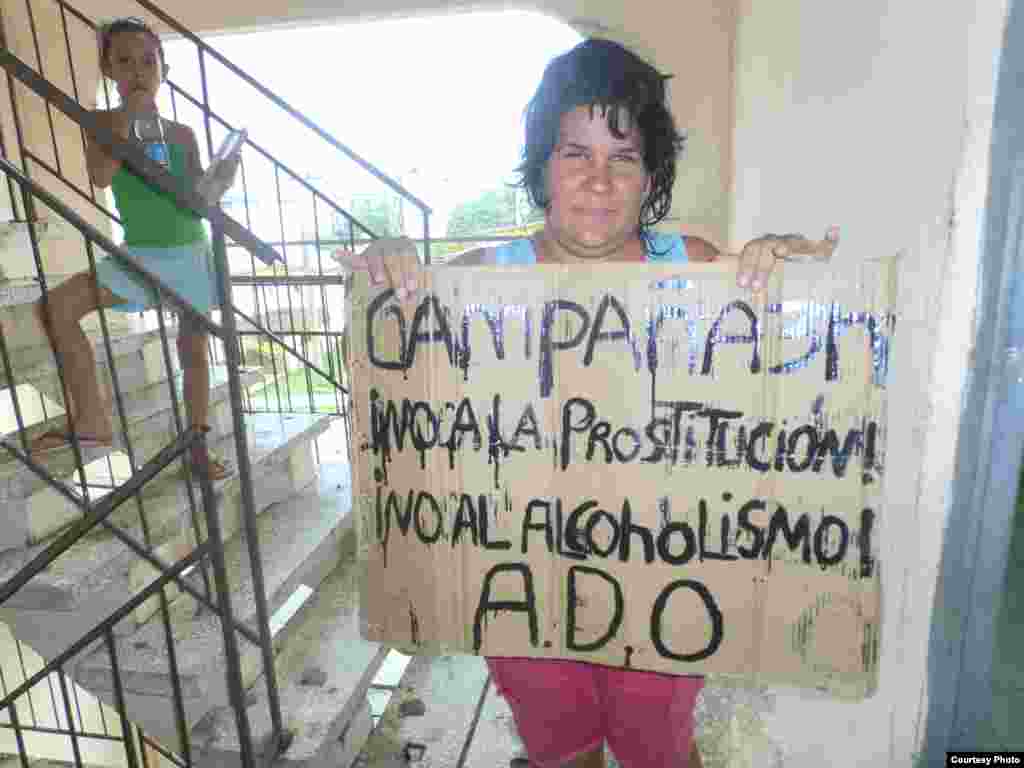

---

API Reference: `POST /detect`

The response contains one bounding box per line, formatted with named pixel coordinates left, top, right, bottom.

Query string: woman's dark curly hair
left=98, top=17, right=166, bottom=74
left=516, top=38, right=685, bottom=245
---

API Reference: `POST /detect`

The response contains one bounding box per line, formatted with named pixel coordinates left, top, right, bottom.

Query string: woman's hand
left=333, top=236, right=422, bottom=301
left=736, top=226, right=840, bottom=291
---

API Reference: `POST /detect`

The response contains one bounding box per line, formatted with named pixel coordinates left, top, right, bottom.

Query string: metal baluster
left=170, top=83, right=180, bottom=122
left=272, top=165, right=294, bottom=412
left=260, top=281, right=284, bottom=413
left=58, top=2, right=97, bottom=203
left=194, top=427, right=258, bottom=767
left=213, top=225, right=287, bottom=758
left=199, top=43, right=284, bottom=753
left=7, top=699, right=31, bottom=768
left=1, top=19, right=38, bottom=223
left=69, top=670, right=91, bottom=736
left=338, top=218, right=358, bottom=457
left=22, top=0, right=62, bottom=176
left=313, top=192, right=332, bottom=416
left=238, top=154, right=269, bottom=413
left=104, top=629, right=141, bottom=768
left=422, top=209, right=431, bottom=265
left=13, top=634, right=39, bottom=727
left=20, top=183, right=92, bottom=506
left=141, top=289, right=203, bottom=768
left=0, top=117, right=23, bottom=220
left=0, top=302, right=32, bottom=455
left=57, top=668, right=85, bottom=768
left=153, top=299, right=212, bottom=608
left=45, top=670, right=62, bottom=729
left=86, top=237, right=157, bottom=542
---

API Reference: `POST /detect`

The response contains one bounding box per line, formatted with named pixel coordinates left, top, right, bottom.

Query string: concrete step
left=0, top=367, right=263, bottom=549
left=69, top=443, right=345, bottom=754
left=189, top=515, right=386, bottom=768
left=1, top=365, right=262, bottom=444
left=0, top=325, right=181, bottom=402
left=0, top=413, right=333, bottom=650
left=358, top=655, right=494, bottom=767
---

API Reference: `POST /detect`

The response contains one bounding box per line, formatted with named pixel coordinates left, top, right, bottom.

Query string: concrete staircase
left=0, top=292, right=387, bottom=767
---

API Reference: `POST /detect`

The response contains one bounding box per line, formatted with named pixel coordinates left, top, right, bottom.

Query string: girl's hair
left=516, top=38, right=685, bottom=245
left=98, top=17, right=165, bottom=72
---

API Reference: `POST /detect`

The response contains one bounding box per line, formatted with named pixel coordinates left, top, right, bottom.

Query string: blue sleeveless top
left=491, top=232, right=688, bottom=265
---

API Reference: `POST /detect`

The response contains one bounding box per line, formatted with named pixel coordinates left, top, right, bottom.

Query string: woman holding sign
left=338, top=38, right=836, bottom=768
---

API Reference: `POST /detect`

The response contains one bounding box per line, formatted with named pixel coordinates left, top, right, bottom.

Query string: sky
left=160, top=12, right=581, bottom=229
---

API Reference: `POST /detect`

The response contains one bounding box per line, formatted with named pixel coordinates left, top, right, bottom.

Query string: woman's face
left=542, top=104, right=650, bottom=261
left=104, top=31, right=163, bottom=112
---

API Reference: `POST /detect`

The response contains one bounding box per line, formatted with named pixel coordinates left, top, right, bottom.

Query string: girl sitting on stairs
left=29, top=16, right=239, bottom=480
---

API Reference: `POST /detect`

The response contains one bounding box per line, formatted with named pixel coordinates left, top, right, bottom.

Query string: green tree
left=446, top=186, right=544, bottom=238
left=446, top=188, right=515, bottom=237
left=344, top=194, right=399, bottom=238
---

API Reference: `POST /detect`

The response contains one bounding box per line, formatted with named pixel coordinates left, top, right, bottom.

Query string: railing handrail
left=0, top=156, right=220, bottom=337
left=78, top=0, right=431, bottom=216
left=1, top=44, right=354, bottom=400
left=0, top=536, right=210, bottom=711
left=165, top=82, right=380, bottom=239
left=0, top=46, right=283, bottom=267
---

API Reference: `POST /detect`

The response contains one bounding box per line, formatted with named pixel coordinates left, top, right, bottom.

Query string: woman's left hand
left=736, top=225, right=840, bottom=292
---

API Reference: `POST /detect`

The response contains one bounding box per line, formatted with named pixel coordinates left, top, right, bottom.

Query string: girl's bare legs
left=32, top=272, right=121, bottom=448
left=176, top=317, right=231, bottom=479
left=176, top=316, right=210, bottom=433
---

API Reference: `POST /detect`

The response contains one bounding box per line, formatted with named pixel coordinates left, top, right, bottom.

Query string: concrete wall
left=728, top=0, right=1008, bottom=764
left=0, top=0, right=112, bottom=275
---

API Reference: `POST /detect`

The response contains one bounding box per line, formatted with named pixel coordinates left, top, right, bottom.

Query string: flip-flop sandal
left=207, top=455, right=234, bottom=482
left=187, top=451, right=235, bottom=482
left=25, top=429, right=114, bottom=457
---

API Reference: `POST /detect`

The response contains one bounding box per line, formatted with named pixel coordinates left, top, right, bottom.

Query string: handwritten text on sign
left=347, top=261, right=894, bottom=697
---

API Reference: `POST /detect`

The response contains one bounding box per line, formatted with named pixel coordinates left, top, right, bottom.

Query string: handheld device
left=132, top=115, right=170, bottom=169
left=196, top=128, right=248, bottom=205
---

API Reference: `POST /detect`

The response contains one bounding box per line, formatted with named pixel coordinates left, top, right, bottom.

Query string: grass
left=247, top=365, right=346, bottom=413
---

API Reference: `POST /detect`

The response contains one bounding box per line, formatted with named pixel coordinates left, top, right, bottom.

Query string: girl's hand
left=333, top=237, right=421, bottom=301
left=212, top=153, right=241, bottom=185
left=736, top=226, right=840, bottom=291
left=110, top=109, right=132, bottom=140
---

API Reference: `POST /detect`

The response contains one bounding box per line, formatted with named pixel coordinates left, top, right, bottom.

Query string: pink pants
left=487, top=657, right=703, bottom=768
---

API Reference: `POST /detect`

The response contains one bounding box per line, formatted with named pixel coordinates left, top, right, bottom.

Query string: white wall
left=730, top=0, right=1009, bottom=764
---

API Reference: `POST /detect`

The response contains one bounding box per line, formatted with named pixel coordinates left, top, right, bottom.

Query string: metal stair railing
left=0, top=2, right=409, bottom=760
left=0, top=152, right=284, bottom=768
left=1, top=35, right=357, bottom=437
left=5, top=0, right=433, bottom=426
left=2, top=1, right=373, bottom=429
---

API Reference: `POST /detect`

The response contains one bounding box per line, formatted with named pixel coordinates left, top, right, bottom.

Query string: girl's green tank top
left=110, top=142, right=207, bottom=247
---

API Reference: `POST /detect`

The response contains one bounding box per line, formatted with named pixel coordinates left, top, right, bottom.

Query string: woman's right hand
left=333, top=237, right=422, bottom=301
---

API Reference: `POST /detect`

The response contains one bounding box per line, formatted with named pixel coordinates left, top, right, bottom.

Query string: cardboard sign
left=346, top=258, right=895, bottom=698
